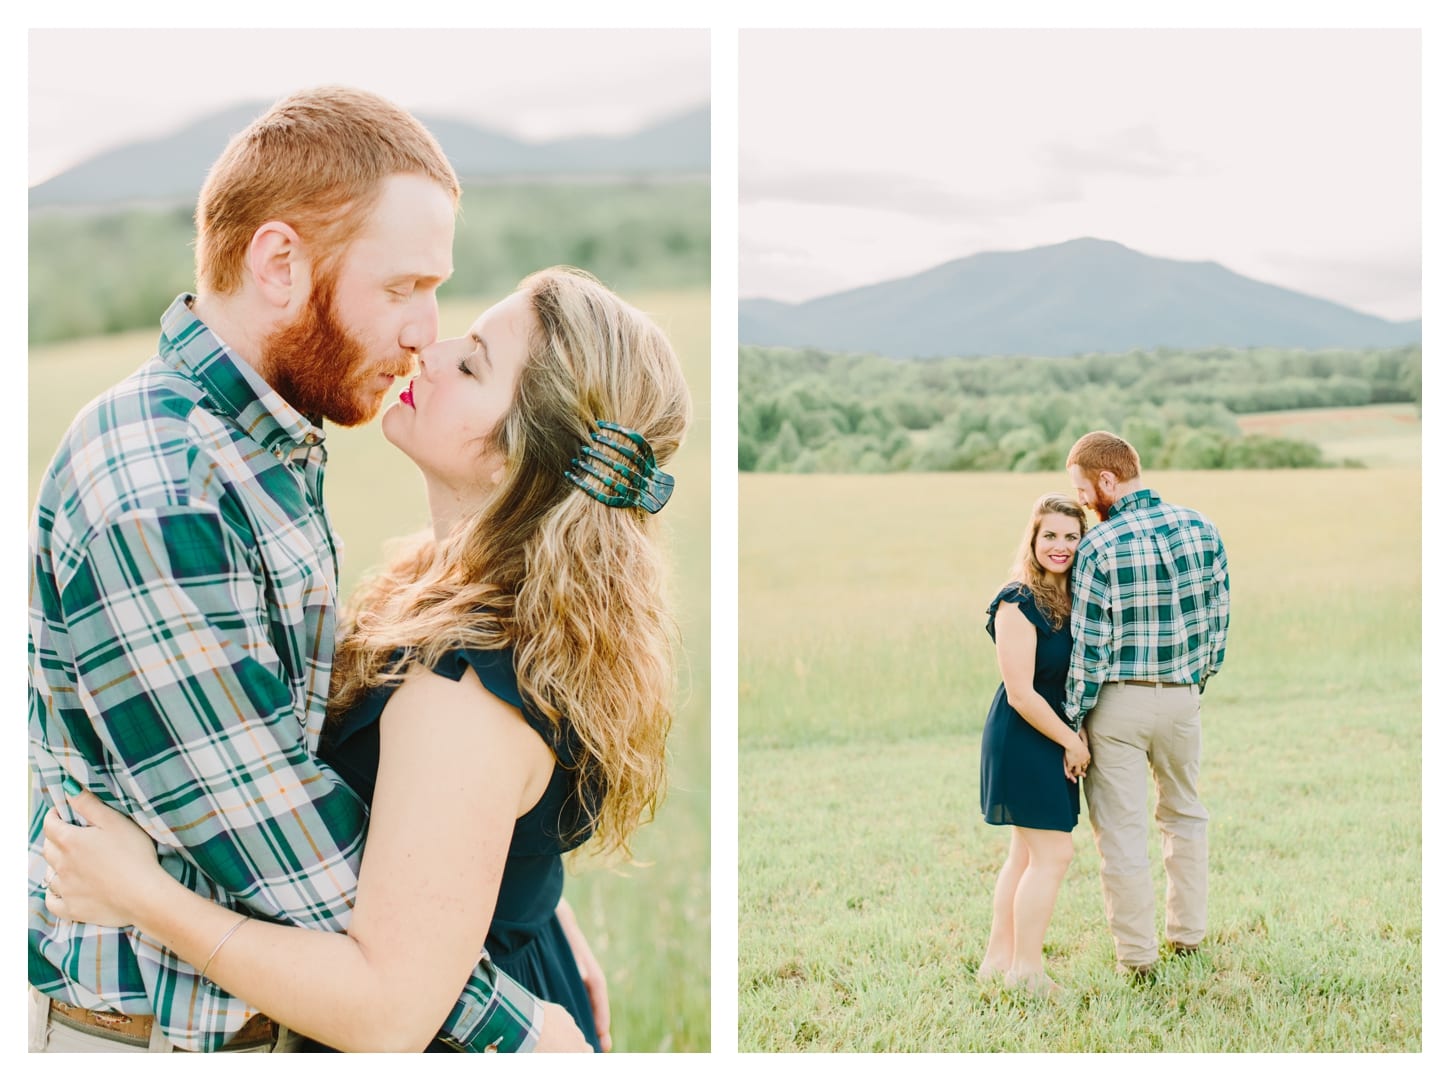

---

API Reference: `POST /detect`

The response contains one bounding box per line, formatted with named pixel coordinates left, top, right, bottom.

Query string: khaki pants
left=28, top=986, right=304, bottom=1053
left=1081, top=683, right=1209, bottom=967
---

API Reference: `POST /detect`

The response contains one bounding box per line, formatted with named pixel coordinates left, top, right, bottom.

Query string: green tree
left=774, top=420, right=802, bottom=467
left=1162, top=428, right=1226, bottom=469
left=739, top=434, right=760, bottom=472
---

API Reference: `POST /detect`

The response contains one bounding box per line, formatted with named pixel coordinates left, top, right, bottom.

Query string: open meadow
left=28, top=288, right=711, bottom=1052
left=1237, top=402, right=1421, bottom=468
left=739, top=465, right=1421, bottom=1052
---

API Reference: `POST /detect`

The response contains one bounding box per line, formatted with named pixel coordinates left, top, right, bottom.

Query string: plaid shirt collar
left=1105, top=486, right=1161, bottom=521
left=159, top=294, right=326, bottom=460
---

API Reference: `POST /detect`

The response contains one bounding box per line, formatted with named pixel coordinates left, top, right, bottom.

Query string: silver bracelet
left=199, top=915, right=251, bottom=983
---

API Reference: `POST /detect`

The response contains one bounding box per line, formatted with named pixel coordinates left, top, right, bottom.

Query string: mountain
left=29, top=103, right=710, bottom=210
left=738, top=238, right=1421, bottom=356
left=536, top=108, right=710, bottom=174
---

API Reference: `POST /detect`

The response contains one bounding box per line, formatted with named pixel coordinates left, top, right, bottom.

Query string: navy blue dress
left=308, top=646, right=603, bottom=1053
left=979, top=583, right=1080, bottom=832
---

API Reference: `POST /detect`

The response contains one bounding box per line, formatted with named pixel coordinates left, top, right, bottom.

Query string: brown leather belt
left=48, top=998, right=280, bottom=1050
left=1117, top=679, right=1192, bottom=688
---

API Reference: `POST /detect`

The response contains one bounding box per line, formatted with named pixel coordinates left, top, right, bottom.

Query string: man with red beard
left=1063, top=431, right=1230, bottom=980
left=28, top=87, right=587, bottom=1054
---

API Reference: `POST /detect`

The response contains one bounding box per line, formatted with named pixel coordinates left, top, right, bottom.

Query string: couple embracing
left=29, top=87, right=691, bottom=1052
left=978, top=432, right=1231, bottom=992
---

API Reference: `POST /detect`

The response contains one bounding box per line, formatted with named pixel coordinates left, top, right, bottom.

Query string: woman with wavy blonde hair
left=39, top=267, right=690, bottom=1052
left=977, top=493, right=1089, bottom=995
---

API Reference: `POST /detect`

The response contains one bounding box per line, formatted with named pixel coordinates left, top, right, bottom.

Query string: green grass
left=28, top=288, right=710, bottom=1052
left=739, top=469, right=1420, bottom=1052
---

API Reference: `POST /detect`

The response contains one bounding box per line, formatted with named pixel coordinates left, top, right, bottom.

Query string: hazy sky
left=740, top=29, right=1422, bottom=321
left=28, top=28, right=709, bottom=186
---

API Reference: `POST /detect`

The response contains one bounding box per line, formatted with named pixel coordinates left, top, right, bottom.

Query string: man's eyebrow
left=391, top=268, right=452, bottom=287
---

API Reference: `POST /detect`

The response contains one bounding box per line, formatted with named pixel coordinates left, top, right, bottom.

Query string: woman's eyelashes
left=457, top=336, right=490, bottom=377
left=457, top=343, right=480, bottom=376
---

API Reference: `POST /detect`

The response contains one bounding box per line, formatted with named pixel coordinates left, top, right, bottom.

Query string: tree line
left=29, top=180, right=709, bottom=345
left=738, top=344, right=1421, bottom=473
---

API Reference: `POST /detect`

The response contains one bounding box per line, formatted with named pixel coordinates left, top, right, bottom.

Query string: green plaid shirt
left=1064, top=488, right=1229, bottom=727
left=29, top=295, right=540, bottom=1052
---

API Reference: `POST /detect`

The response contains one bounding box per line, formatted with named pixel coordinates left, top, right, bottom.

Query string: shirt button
left=304, top=433, right=320, bottom=445
left=273, top=448, right=286, bottom=460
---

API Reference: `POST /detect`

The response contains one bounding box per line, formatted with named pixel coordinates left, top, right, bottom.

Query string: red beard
left=260, top=277, right=410, bottom=427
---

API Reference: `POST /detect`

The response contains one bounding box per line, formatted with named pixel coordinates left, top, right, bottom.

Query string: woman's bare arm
left=994, top=601, right=1089, bottom=771
left=45, top=664, right=558, bottom=1051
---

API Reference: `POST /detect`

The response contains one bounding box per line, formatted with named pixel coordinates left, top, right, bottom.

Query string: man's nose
left=399, top=294, right=441, bottom=354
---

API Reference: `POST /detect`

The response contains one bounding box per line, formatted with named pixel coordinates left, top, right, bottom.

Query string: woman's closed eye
left=458, top=335, right=490, bottom=377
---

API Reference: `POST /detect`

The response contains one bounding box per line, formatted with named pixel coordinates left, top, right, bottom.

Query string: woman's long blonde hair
left=328, top=267, right=691, bottom=859
left=1004, top=493, right=1087, bottom=630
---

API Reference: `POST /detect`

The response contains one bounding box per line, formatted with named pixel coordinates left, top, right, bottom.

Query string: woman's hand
left=535, top=1002, right=593, bottom=1052
left=556, top=899, right=611, bottom=1051
left=42, top=786, right=167, bottom=928
left=1063, top=730, right=1090, bottom=780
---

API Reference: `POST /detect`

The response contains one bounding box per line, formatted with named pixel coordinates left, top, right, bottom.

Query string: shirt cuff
left=519, top=989, right=544, bottom=1052
left=438, top=961, right=542, bottom=1052
left=481, top=965, right=542, bottom=1052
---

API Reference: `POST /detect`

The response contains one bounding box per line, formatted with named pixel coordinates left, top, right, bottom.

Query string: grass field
left=1236, top=402, right=1421, bottom=468
left=739, top=468, right=1420, bottom=1052
left=28, top=287, right=710, bottom=1052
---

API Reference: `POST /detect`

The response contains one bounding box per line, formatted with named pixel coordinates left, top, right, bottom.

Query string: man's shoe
left=1167, top=941, right=1200, bottom=956
left=1116, top=961, right=1156, bottom=982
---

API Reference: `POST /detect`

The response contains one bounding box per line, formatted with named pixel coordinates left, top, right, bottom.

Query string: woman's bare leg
left=1007, top=826, right=1074, bottom=991
left=980, top=829, right=1029, bottom=979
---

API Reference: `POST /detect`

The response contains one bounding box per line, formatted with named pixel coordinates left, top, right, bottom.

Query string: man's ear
left=1098, top=470, right=1119, bottom=495
left=247, top=221, right=309, bottom=310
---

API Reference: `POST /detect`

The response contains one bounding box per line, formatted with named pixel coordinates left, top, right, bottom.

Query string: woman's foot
left=975, top=960, right=1007, bottom=984
left=1004, top=969, right=1063, bottom=998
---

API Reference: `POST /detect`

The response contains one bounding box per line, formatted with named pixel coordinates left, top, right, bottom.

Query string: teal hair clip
left=565, top=420, right=674, bottom=513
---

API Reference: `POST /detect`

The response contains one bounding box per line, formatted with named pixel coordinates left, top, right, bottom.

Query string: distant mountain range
left=30, top=103, right=710, bottom=210
left=739, top=238, right=1421, bottom=356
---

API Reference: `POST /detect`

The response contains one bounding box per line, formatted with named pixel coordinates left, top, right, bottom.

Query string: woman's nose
left=416, top=339, right=454, bottom=377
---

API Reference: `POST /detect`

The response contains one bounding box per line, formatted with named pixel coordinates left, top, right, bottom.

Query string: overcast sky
left=28, top=28, right=709, bottom=187
left=740, top=29, right=1422, bottom=321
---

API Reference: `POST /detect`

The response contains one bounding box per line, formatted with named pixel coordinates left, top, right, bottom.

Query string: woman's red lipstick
left=400, top=381, right=415, bottom=407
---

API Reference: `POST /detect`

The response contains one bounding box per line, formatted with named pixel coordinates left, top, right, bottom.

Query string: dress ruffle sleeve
left=986, top=582, right=1051, bottom=640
